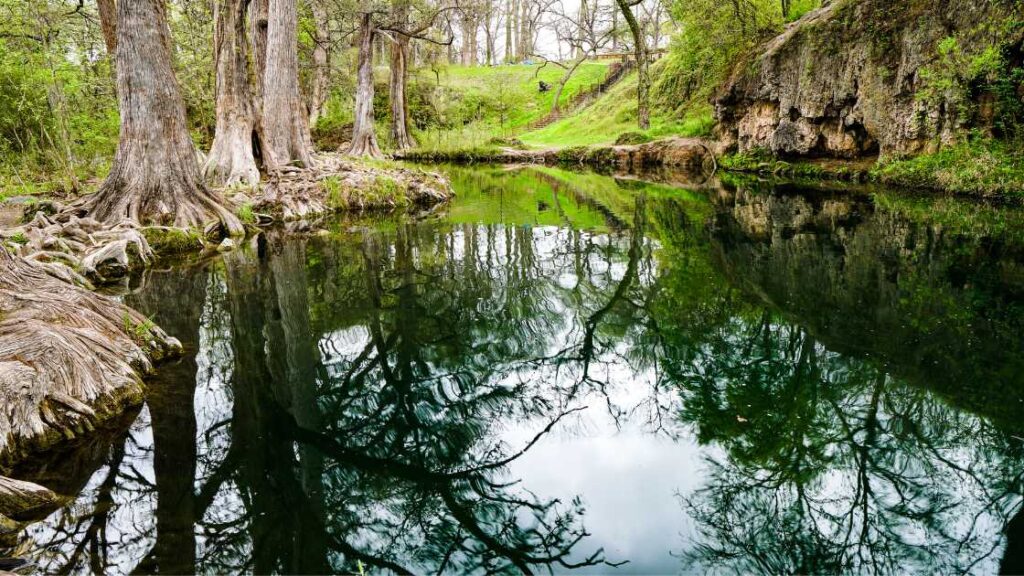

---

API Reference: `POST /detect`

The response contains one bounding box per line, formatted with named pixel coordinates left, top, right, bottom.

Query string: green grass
left=871, top=138, right=1024, bottom=197
left=412, top=62, right=611, bottom=150
left=520, top=72, right=714, bottom=148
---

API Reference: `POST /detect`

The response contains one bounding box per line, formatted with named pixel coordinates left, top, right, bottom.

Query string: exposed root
left=71, top=179, right=245, bottom=240
left=0, top=246, right=182, bottom=470
left=3, top=211, right=160, bottom=286
left=0, top=477, right=60, bottom=522
left=249, top=152, right=452, bottom=221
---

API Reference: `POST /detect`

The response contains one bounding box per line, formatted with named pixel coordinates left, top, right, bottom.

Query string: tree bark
left=389, top=2, right=417, bottom=150
left=96, top=0, right=117, bottom=56
left=262, top=0, right=314, bottom=167
left=85, top=0, right=243, bottom=234
left=0, top=246, right=180, bottom=469
left=308, top=0, right=331, bottom=126
left=615, top=0, right=650, bottom=129
left=347, top=13, right=383, bottom=158
left=249, top=0, right=268, bottom=102
left=205, top=0, right=260, bottom=187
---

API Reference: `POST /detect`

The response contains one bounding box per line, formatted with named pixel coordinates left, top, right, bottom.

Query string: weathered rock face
left=715, top=0, right=1023, bottom=158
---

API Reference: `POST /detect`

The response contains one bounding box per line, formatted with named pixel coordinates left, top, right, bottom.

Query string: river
left=6, top=165, right=1024, bottom=574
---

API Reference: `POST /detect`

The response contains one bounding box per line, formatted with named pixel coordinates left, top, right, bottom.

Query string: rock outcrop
left=714, top=0, right=1024, bottom=159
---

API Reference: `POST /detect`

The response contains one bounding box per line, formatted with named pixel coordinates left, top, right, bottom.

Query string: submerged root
left=0, top=246, right=181, bottom=469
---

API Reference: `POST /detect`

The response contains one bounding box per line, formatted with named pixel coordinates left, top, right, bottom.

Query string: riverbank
left=397, top=136, right=717, bottom=173
left=404, top=135, right=1024, bottom=201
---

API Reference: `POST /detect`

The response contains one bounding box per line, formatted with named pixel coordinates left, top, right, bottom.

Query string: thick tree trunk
left=615, top=0, right=650, bottom=129
left=97, top=0, right=117, bottom=56
left=263, top=0, right=314, bottom=167
left=389, top=4, right=416, bottom=151
left=308, top=0, right=330, bottom=126
left=249, top=0, right=268, bottom=101
left=347, top=13, right=383, bottom=158
left=85, top=0, right=243, bottom=234
left=205, top=0, right=260, bottom=187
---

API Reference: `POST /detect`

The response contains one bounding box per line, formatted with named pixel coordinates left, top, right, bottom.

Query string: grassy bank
left=871, top=139, right=1024, bottom=198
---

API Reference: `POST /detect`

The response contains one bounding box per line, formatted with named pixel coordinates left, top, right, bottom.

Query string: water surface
left=8, top=166, right=1024, bottom=574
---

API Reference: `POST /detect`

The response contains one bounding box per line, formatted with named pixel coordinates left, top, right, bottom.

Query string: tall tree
left=381, top=2, right=456, bottom=151
left=84, top=0, right=242, bottom=233
left=262, top=0, right=314, bottom=167
left=308, top=0, right=331, bottom=126
left=615, top=0, right=650, bottom=129
left=348, top=12, right=383, bottom=157
left=204, top=0, right=261, bottom=187
left=387, top=0, right=417, bottom=150
left=504, top=0, right=514, bottom=62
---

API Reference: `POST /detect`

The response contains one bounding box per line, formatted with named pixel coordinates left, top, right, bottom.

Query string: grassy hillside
left=521, top=71, right=714, bottom=147
left=411, top=62, right=610, bottom=150
left=407, top=59, right=715, bottom=152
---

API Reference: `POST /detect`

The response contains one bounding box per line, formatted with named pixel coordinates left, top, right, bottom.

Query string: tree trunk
left=517, top=0, right=529, bottom=59
left=85, top=0, right=243, bottom=234
left=262, top=0, right=314, bottom=168
left=308, top=0, right=330, bottom=126
left=249, top=0, right=268, bottom=102
left=388, top=6, right=417, bottom=150
left=461, top=12, right=475, bottom=65
left=551, top=54, right=587, bottom=114
left=347, top=13, right=383, bottom=158
left=96, top=0, right=117, bottom=56
left=504, top=0, right=513, bottom=63
left=205, top=0, right=260, bottom=187
left=615, top=0, right=649, bottom=129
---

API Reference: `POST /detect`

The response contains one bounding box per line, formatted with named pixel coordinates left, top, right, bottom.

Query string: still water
left=7, top=165, right=1024, bottom=574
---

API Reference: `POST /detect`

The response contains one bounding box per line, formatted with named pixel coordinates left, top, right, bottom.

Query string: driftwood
left=0, top=477, right=59, bottom=523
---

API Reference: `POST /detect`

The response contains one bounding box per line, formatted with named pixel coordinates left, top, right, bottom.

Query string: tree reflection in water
left=4, top=167, right=1024, bottom=574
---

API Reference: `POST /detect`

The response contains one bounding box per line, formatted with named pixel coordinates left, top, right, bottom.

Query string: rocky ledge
left=714, top=0, right=1023, bottom=159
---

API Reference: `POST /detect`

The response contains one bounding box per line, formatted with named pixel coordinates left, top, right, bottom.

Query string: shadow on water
left=7, top=165, right=1024, bottom=574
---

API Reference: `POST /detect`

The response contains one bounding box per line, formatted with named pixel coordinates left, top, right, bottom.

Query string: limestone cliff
left=714, top=0, right=1024, bottom=158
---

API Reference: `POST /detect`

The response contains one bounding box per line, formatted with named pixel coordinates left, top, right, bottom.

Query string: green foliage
left=236, top=203, right=256, bottom=224
left=322, top=175, right=347, bottom=209
left=872, top=137, right=1024, bottom=197
left=916, top=30, right=1024, bottom=141
left=653, top=0, right=820, bottom=111
left=142, top=226, right=205, bottom=254
left=615, top=131, right=654, bottom=145
left=122, top=311, right=156, bottom=341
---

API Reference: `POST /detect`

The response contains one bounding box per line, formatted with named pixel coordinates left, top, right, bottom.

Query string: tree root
left=0, top=246, right=181, bottom=471
left=250, top=152, right=453, bottom=221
